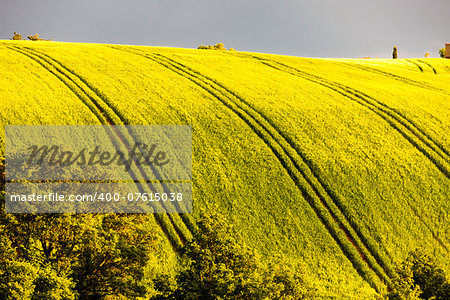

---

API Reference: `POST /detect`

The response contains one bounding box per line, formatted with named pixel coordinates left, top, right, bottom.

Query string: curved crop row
left=241, top=54, right=450, bottom=179
left=109, top=45, right=393, bottom=291
left=406, top=59, right=425, bottom=73
left=417, top=59, right=437, bottom=74
left=341, top=59, right=448, bottom=95
left=28, top=46, right=198, bottom=243
left=237, top=53, right=450, bottom=249
left=5, top=45, right=193, bottom=250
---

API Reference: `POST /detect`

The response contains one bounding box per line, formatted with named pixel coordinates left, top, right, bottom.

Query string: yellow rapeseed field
left=0, top=40, right=449, bottom=298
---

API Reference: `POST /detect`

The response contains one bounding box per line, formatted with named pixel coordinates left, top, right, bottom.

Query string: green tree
left=387, top=250, right=450, bottom=300
left=154, top=211, right=311, bottom=299
left=0, top=211, right=158, bottom=299
left=0, top=231, right=74, bottom=300
left=173, top=212, right=263, bottom=299
left=439, top=48, right=446, bottom=58
left=0, top=260, right=38, bottom=300
left=72, top=214, right=157, bottom=299
left=30, top=265, right=75, bottom=300
left=0, top=154, right=160, bottom=298
left=387, top=257, right=422, bottom=300
left=393, top=45, right=398, bottom=59
left=408, top=251, right=450, bottom=300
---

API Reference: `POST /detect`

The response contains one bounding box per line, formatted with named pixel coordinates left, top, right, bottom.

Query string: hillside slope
left=1, top=41, right=449, bottom=298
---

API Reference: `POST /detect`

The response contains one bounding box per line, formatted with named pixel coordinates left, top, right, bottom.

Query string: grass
left=1, top=40, right=449, bottom=298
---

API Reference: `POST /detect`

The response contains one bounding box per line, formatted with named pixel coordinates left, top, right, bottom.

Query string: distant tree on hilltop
left=11, top=32, right=23, bottom=40
left=198, top=43, right=231, bottom=51
left=26, top=34, right=53, bottom=41
left=439, top=48, right=446, bottom=58
left=214, top=43, right=226, bottom=50
left=393, top=45, right=398, bottom=59
left=27, top=34, right=43, bottom=41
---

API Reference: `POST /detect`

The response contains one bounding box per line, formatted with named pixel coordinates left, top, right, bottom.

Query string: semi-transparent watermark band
left=5, top=125, right=192, bottom=213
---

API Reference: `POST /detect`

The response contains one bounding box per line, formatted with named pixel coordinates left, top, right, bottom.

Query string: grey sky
left=1, top=0, right=449, bottom=58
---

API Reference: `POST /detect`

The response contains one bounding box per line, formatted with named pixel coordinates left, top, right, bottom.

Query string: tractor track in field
left=417, top=60, right=437, bottom=74
left=27, top=46, right=198, bottom=245
left=405, top=59, right=424, bottom=73
left=324, top=63, right=450, bottom=161
left=6, top=45, right=194, bottom=250
left=109, top=45, right=394, bottom=291
left=340, top=60, right=449, bottom=95
left=403, top=199, right=449, bottom=252
left=236, top=54, right=450, bottom=180
left=5, top=46, right=110, bottom=124
left=233, top=52, right=450, bottom=250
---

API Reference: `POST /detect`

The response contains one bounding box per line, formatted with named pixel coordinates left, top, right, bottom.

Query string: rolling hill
left=1, top=41, right=449, bottom=298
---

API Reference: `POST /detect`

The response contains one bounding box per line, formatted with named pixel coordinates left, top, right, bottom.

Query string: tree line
left=11, top=32, right=52, bottom=41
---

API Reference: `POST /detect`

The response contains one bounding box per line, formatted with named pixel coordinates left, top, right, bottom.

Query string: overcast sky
left=1, top=0, right=449, bottom=58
